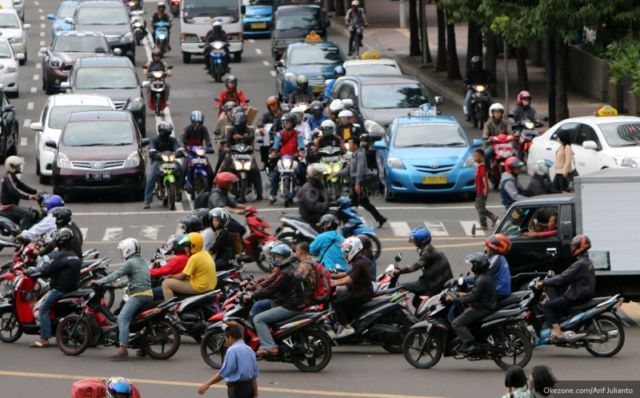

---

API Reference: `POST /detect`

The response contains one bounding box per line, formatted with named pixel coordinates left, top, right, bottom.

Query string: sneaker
left=336, top=325, right=355, bottom=339
left=269, top=196, right=277, bottom=205
left=491, top=215, right=499, bottom=227
left=143, top=203, right=150, bottom=209
left=110, top=349, right=129, bottom=361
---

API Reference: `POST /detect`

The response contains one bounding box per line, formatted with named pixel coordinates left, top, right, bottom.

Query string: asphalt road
left=1, top=2, right=638, bottom=398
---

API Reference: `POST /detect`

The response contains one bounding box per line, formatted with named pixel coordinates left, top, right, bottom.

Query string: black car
left=271, top=5, right=329, bottom=60
left=0, top=90, right=18, bottom=161
left=60, top=56, right=147, bottom=135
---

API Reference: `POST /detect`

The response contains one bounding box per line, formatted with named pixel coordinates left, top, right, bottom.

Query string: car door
left=1, top=93, right=16, bottom=150
left=376, top=123, right=393, bottom=178
left=571, top=122, right=601, bottom=175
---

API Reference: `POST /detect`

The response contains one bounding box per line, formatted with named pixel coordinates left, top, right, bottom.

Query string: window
left=0, top=13, right=20, bottom=29
left=76, top=7, right=129, bottom=25
left=53, top=36, right=109, bottom=53
left=288, top=45, right=342, bottom=65
left=0, top=41, right=12, bottom=59
left=338, top=84, right=355, bottom=101
left=498, top=206, right=560, bottom=239
left=48, top=105, right=113, bottom=130
left=361, top=83, right=432, bottom=109
left=63, top=121, right=134, bottom=146
left=573, top=124, right=600, bottom=147
left=393, top=124, right=467, bottom=148
left=550, top=122, right=578, bottom=141
left=598, top=122, right=640, bottom=148
left=74, top=67, right=138, bottom=89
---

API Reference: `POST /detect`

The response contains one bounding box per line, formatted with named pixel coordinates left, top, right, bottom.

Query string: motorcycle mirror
left=394, top=253, right=402, bottom=262
left=142, top=80, right=150, bottom=88
left=141, top=138, right=150, bottom=147
left=547, top=270, right=555, bottom=277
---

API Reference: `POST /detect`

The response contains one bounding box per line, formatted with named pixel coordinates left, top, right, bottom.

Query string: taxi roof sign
left=359, top=50, right=380, bottom=60
left=305, top=31, right=322, bottom=42
left=596, top=105, right=618, bottom=117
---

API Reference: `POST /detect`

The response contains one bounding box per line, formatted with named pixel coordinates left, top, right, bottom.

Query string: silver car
left=0, top=9, right=29, bottom=65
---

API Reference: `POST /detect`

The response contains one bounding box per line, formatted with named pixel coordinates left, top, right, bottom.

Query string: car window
left=0, top=41, right=12, bottom=59
left=76, top=7, right=129, bottom=25
left=53, top=36, right=109, bottom=53
left=0, top=13, right=20, bottom=29
left=48, top=105, right=114, bottom=130
left=598, top=122, right=640, bottom=148
left=330, top=80, right=343, bottom=98
left=275, top=9, right=321, bottom=31
left=57, top=3, right=77, bottom=19
left=74, top=67, right=138, bottom=89
left=243, top=0, right=272, bottom=5
left=339, top=84, right=355, bottom=101
left=63, top=121, right=134, bottom=146
left=573, top=124, right=600, bottom=147
left=498, top=206, right=560, bottom=239
left=549, top=122, right=578, bottom=141
left=393, top=124, right=467, bottom=148
left=361, top=83, right=432, bottom=109
left=288, top=45, right=342, bottom=65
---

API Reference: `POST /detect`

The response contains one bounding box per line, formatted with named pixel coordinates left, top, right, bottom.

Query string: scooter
left=0, top=192, right=50, bottom=241
left=316, top=146, right=344, bottom=201
left=146, top=68, right=171, bottom=116
left=153, top=21, right=171, bottom=54
left=230, top=143, right=255, bottom=203
left=152, top=149, right=183, bottom=211
left=169, top=0, right=181, bottom=17
left=275, top=214, right=319, bottom=248
left=487, top=132, right=518, bottom=189
left=184, top=146, right=213, bottom=197
left=131, top=10, right=147, bottom=46
left=334, top=196, right=381, bottom=259
left=468, top=84, right=490, bottom=129
left=276, top=154, right=299, bottom=207
left=240, top=205, right=277, bottom=273
left=207, top=41, right=228, bottom=83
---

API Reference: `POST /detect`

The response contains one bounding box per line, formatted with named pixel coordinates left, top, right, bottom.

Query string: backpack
left=313, top=263, right=332, bottom=303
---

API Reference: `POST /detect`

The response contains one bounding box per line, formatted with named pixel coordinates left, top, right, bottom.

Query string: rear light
left=524, top=311, right=533, bottom=321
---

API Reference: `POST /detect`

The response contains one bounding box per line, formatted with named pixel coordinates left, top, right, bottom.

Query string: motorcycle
left=240, top=205, right=278, bottom=273
left=55, top=285, right=181, bottom=359
left=230, top=143, right=255, bottom=203
left=153, top=21, right=171, bottom=54
left=512, top=119, right=542, bottom=162
left=152, top=149, right=183, bottom=211
left=130, top=10, right=147, bottom=46
left=146, top=67, right=171, bottom=116
left=125, top=0, right=143, bottom=11
left=184, top=146, right=213, bottom=197
left=171, top=290, right=222, bottom=342
left=275, top=214, right=319, bottom=248
left=469, top=84, right=491, bottom=129
left=487, top=132, right=518, bottom=189
left=0, top=192, right=50, bottom=243
left=349, top=25, right=363, bottom=58
left=316, top=146, right=344, bottom=201
left=169, top=0, right=180, bottom=16
left=334, top=196, right=381, bottom=259
left=276, top=154, right=300, bottom=207
left=207, top=41, right=228, bottom=83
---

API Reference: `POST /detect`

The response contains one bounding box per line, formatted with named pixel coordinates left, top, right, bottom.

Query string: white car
left=343, top=58, right=402, bottom=76
left=0, top=9, right=29, bottom=65
left=0, top=0, right=24, bottom=21
left=30, top=94, right=115, bottom=182
left=527, top=115, right=640, bottom=178
left=0, top=38, right=21, bottom=96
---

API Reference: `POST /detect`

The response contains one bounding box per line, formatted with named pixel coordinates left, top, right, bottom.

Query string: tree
left=445, top=12, right=462, bottom=80
left=410, top=0, right=421, bottom=56
left=435, top=3, right=447, bottom=72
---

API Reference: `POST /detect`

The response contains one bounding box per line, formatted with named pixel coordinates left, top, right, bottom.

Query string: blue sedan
left=374, top=115, right=483, bottom=201
left=47, top=1, right=78, bottom=38
left=243, top=0, right=273, bottom=37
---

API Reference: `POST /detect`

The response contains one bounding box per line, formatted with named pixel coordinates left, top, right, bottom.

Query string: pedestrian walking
left=198, top=323, right=259, bottom=398
left=473, top=148, right=498, bottom=229
left=552, top=129, right=575, bottom=193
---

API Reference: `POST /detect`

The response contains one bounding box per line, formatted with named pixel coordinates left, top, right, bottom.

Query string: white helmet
left=307, top=163, right=327, bottom=179
left=532, top=159, right=552, bottom=176
left=329, top=99, right=344, bottom=114
left=489, top=103, right=505, bottom=115
left=4, top=156, right=23, bottom=173
left=291, top=106, right=305, bottom=123
left=341, top=236, right=363, bottom=263
left=261, top=239, right=282, bottom=263
left=338, top=109, right=354, bottom=119
left=320, top=119, right=336, bottom=136
left=351, top=0, right=360, bottom=6
left=212, top=20, right=223, bottom=28
left=118, top=238, right=140, bottom=259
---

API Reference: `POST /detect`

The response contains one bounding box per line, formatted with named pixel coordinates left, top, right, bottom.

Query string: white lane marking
left=38, top=8, right=43, bottom=13
left=40, top=15, right=45, bottom=21
left=30, top=87, right=37, bottom=93
left=27, top=102, right=34, bottom=110
left=20, top=137, right=27, bottom=146
left=140, top=225, right=161, bottom=240
left=80, top=228, right=88, bottom=240
left=389, top=221, right=411, bottom=237
left=248, top=38, right=255, bottom=43
left=425, top=221, right=449, bottom=237
left=40, top=32, right=45, bottom=37
left=102, top=227, right=123, bottom=241
left=36, top=63, right=41, bottom=70
left=269, top=70, right=276, bottom=77
left=34, top=1, right=40, bottom=5
left=262, top=60, right=270, bottom=67
left=33, top=75, right=39, bottom=81
left=40, top=41, right=45, bottom=46
left=460, top=221, right=485, bottom=236
left=255, top=48, right=262, bottom=55
left=23, top=118, right=31, bottom=128
left=40, top=23, right=45, bottom=29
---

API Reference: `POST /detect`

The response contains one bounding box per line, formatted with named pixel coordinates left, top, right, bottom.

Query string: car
left=40, top=31, right=112, bottom=95
left=526, top=115, right=640, bottom=177
left=30, top=94, right=115, bottom=183
left=329, top=75, right=442, bottom=128
left=47, top=110, right=146, bottom=199
left=0, top=9, right=29, bottom=65
left=70, top=1, right=135, bottom=62
left=275, top=41, right=345, bottom=100
left=373, top=115, right=481, bottom=201
left=47, top=0, right=78, bottom=38
left=343, top=58, right=402, bottom=76
left=0, top=0, right=24, bottom=21
left=61, top=56, right=147, bottom=135
left=0, top=38, right=21, bottom=97
left=271, top=5, right=329, bottom=60
left=243, top=0, right=273, bottom=37
left=0, top=88, right=18, bottom=161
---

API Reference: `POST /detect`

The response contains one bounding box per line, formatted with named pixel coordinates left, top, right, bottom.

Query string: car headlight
left=56, top=152, right=71, bottom=169
left=462, top=155, right=475, bottom=168
left=121, top=32, right=134, bottom=43
left=387, top=157, right=406, bottom=169
left=6, top=66, right=17, bottom=73
left=127, top=97, right=144, bottom=110
left=613, top=156, right=638, bottom=168
left=8, top=37, right=20, bottom=44
left=124, top=151, right=140, bottom=167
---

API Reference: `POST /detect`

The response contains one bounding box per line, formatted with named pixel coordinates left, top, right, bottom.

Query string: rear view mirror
left=15, top=53, right=25, bottom=61
left=113, top=48, right=123, bottom=56
left=373, top=140, right=387, bottom=150
left=59, top=81, right=71, bottom=91
left=45, top=140, right=57, bottom=149
left=30, top=122, right=43, bottom=131
left=142, top=81, right=150, bottom=88
left=141, top=138, right=150, bottom=147
left=582, top=140, right=598, bottom=150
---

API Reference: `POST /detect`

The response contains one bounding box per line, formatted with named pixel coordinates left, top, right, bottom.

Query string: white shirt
left=21, top=215, right=57, bottom=243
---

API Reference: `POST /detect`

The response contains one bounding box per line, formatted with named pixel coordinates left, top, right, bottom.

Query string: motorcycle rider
left=313, top=119, right=344, bottom=158
left=143, top=122, right=184, bottom=209
left=288, top=75, right=314, bottom=106
left=297, top=164, right=330, bottom=226
left=150, top=235, right=189, bottom=279
left=183, top=110, right=213, bottom=149
left=203, top=19, right=230, bottom=72
left=393, top=227, right=453, bottom=308
left=464, top=56, right=493, bottom=121
left=213, top=101, right=237, bottom=172
left=307, top=100, right=329, bottom=131
left=329, top=99, right=344, bottom=123
left=291, top=105, right=313, bottom=142
left=209, top=208, right=237, bottom=271
left=1, top=156, right=39, bottom=229
left=162, top=232, right=217, bottom=299
left=18, top=195, right=65, bottom=244
left=151, top=1, right=172, bottom=48
left=189, top=208, right=215, bottom=252
left=217, top=75, right=248, bottom=114
left=345, top=0, right=368, bottom=56
left=525, top=159, right=553, bottom=196
left=512, top=90, right=540, bottom=124
left=94, top=238, right=153, bottom=361
left=206, top=172, right=247, bottom=237
left=30, top=229, right=81, bottom=348
left=483, top=102, right=512, bottom=167
left=142, top=48, right=172, bottom=104
left=310, top=214, right=347, bottom=272
left=245, top=244, right=305, bottom=357
left=446, top=253, right=497, bottom=354
left=39, top=207, right=83, bottom=258
left=336, top=109, right=362, bottom=142
left=269, top=113, right=305, bottom=204
left=499, top=156, right=527, bottom=209
left=257, top=96, right=283, bottom=171
left=483, top=234, right=512, bottom=302
left=535, top=235, right=596, bottom=340
left=223, top=111, right=263, bottom=201
left=323, top=65, right=346, bottom=100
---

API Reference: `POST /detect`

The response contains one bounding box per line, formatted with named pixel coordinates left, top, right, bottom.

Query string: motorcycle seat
left=60, top=289, right=93, bottom=299
left=480, top=307, right=523, bottom=323
left=272, top=312, right=318, bottom=328
left=565, top=297, right=610, bottom=314
left=497, top=291, right=530, bottom=308
left=356, top=296, right=391, bottom=311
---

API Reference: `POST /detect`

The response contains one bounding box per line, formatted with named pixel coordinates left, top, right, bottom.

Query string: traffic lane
left=1, top=328, right=639, bottom=398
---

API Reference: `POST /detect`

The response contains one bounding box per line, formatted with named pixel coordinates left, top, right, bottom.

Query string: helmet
left=190, top=110, right=204, bottom=124
left=157, top=121, right=173, bottom=137
left=43, top=195, right=64, bottom=211
left=320, top=119, right=336, bottom=136
left=212, top=20, right=223, bottom=29
left=329, top=99, right=344, bottom=115
left=225, top=75, right=238, bottom=87
left=164, top=234, right=182, bottom=255
left=4, top=156, right=23, bottom=173
left=485, top=234, right=511, bottom=254
left=318, top=214, right=339, bottom=231
left=290, top=106, right=305, bottom=124
left=517, top=90, right=532, bottom=105
left=231, top=106, right=245, bottom=118
left=351, top=0, right=359, bottom=6
left=178, top=215, right=203, bottom=234
left=334, top=65, right=346, bottom=75
left=53, top=228, right=74, bottom=248
left=209, top=207, right=231, bottom=227
left=310, top=100, right=324, bottom=117
left=570, top=235, right=591, bottom=257
left=106, top=377, right=133, bottom=398
left=222, top=101, right=237, bottom=112
left=151, top=48, right=162, bottom=58
left=466, top=252, right=490, bottom=274
left=336, top=196, right=352, bottom=208
left=261, top=239, right=282, bottom=264
left=296, top=74, right=309, bottom=88
left=532, top=159, right=552, bottom=176
left=270, top=243, right=294, bottom=267
left=191, top=208, right=211, bottom=228
left=214, top=171, right=239, bottom=190
left=471, top=55, right=482, bottom=68
left=489, top=103, right=505, bottom=115
left=179, top=232, right=204, bottom=254
left=307, top=163, right=327, bottom=180
left=504, top=156, right=525, bottom=173
left=341, top=236, right=363, bottom=263
left=338, top=109, right=354, bottom=120
left=117, top=238, right=141, bottom=260
left=233, top=111, right=247, bottom=128
left=356, top=234, right=372, bottom=252
left=281, top=112, right=297, bottom=127
left=409, top=227, right=431, bottom=247
left=50, top=207, right=72, bottom=227
left=157, top=1, right=165, bottom=8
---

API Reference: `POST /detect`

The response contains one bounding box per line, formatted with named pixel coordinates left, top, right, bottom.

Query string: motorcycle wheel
left=292, top=327, right=333, bottom=372
left=0, top=308, right=22, bottom=343
left=256, top=248, right=272, bottom=273
left=282, top=177, right=291, bottom=207
left=165, top=181, right=176, bottom=211
left=56, top=314, right=91, bottom=356
left=155, top=95, right=162, bottom=117
left=141, top=319, right=181, bottom=360
left=193, top=174, right=209, bottom=197
left=103, top=287, right=116, bottom=311
left=276, top=231, right=300, bottom=249
left=584, top=314, right=625, bottom=358
left=365, top=233, right=382, bottom=260
left=402, top=328, right=443, bottom=369
left=200, top=327, right=227, bottom=369
left=492, top=327, right=532, bottom=370
left=239, top=176, right=248, bottom=202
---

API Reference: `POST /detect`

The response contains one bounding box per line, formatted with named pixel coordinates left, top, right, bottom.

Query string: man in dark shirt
left=297, top=164, right=330, bottom=226
left=143, top=122, right=183, bottom=209
left=203, top=20, right=230, bottom=71
left=1, top=156, right=39, bottom=229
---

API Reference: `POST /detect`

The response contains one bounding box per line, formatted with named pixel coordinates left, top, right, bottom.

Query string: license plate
left=161, top=163, right=176, bottom=169
left=251, top=22, right=267, bottom=29
left=191, top=158, right=208, bottom=164
left=312, top=86, right=324, bottom=94
left=86, top=172, right=111, bottom=181
left=423, top=175, right=447, bottom=184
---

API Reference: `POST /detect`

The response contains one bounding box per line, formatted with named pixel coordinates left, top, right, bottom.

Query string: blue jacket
left=489, top=254, right=512, bottom=299
left=307, top=114, right=329, bottom=131
left=323, top=79, right=337, bottom=99
left=310, top=230, right=347, bottom=272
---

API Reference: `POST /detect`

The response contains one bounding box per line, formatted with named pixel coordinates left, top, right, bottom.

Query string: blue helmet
left=337, top=196, right=352, bottom=208
left=409, top=227, right=431, bottom=247
left=106, top=377, right=133, bottom=398
left=334, top=65, right=345, bottom=75
left=190, top=110, right=204, bottom=124
left=43, top=195, right=64, bottom=211
left=270, top=243, right=293, bottom=267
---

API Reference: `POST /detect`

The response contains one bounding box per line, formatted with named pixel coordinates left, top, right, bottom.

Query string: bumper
left=0, top=71, right=19, bottom=93
left=181, top=40, right=243, bottom=55
left=53, top=167, right=145, bottom=194
left=384, top=166, right=476, bottom=194
left=243, top=18, right=272, bottom=36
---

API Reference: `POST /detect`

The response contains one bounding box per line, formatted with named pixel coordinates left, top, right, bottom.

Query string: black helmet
left=281, top=113, right=297, bottom=127
left=233, top=111, right=247, bottom=128
left=356, top=234, right=372, bottom=251
left=191, top=208, right=211, bottom=228
left=51, top=207, right=72, bottom=228
left=178, top=215, right=203, bottom=234
left=232, top=106, right=245, bottom=117
left=310, top=101, right=324, bottom=117
left=157, top=122, right=173, bottom=137
left=471, top=55, right=482, bottom=69
left=151, top=48, right=162, bottom=58
left=318, top=214, right=339, bottom=231
left=53, top=228, right=74, bottom=248
left=466, top=252, right=490, bottom=274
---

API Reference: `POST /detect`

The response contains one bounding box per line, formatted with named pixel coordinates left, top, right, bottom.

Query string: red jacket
left=150, top=253, right=189, bottom=278
left=217, top=89, right=248, bottom=113
left=278, top=129, right=301, bottom=157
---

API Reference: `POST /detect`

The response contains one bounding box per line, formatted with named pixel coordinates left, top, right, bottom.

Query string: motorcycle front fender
left=204, top=321, right=225, bottom=332
left=354, top=225, right=376, bottom=235
left=164, top=174, right=175, bottom=184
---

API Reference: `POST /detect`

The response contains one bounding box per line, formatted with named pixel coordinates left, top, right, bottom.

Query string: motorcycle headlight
left=233, top=160, right=243, bottom=170
left=613, top=156, right=638, bottom=168
left=524, top=121, right=535, bottom=129
left=124, top=151, right=140, bottom=167
left=475, top=85, right=485, bottom=92
left=387, top=157, right=405, bottom=169
left=56, top=152, right=71, bottom=169
left=213, top=42, right=224, bottom=50
left=127, top=97, right=144, bottom=110
left=243, top=161, right=252, bottom=171
left=463, top=155, right=475, bottom=168
left=196, top=148, right=206, bottom=156
left=152, top=71, right=163, bottom=79
left=121, top=32, right=134, bottom=43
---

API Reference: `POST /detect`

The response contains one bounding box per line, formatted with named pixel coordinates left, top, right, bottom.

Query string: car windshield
left=57, top=3, right=77, bottom=19
left=362, top=83, right=432, bottom=109
left=394, top=123, right=467, bottom=148
left=63, top=121, right=134, bottom=146
left=74, top=67, right=138, bottom=89
left=346, top=64, right=400, bottom=76
left=183, top=0, right=239, bottom=17
left=53, top=36, right=109, bottom=53
left=77, top=7, right=129, bottom=25
left=0, top=13, right=20, bottom=29
left=289, top=45, right=342, bottom=65
left=598, top=122, right=640, bottom=147
left=243, top=0, right=272, bottom=5
left=48, top=105, right=113, bottom=130
left=276, top=9, right=319, bottom=31
left=0, top=42, right=12, bottom=59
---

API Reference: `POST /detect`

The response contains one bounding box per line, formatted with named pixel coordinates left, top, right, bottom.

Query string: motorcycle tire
left=155, top=97, right=162, bottom=117
left=402, top=328, right=443, bottom=369
left=200, top=327, right=227, bottom=369
left=164, top=181, right=176, bottom=211
left=584, top=314, right=625, bottom=358
left=103, top=287, right=116, bottom=311
left=292, top=327, right=333, bottom=372
left=364, top=233, right=382, bottom=260
left=141, top=319, right=181, bottom=360
left=239, top=176, right=248, bottom=203
left=256, top=250, right=272, bottom=273
left=0, top=308, right=22, bottom=343
left=492, top=327, right=533, bottom=370
left=56, top=314, right=92, bottom=356
left=276, top=231, right=301, bottom=249
left=193, top=174, right=209, bottom=197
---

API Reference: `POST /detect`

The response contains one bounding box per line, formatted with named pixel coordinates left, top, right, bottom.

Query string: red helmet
left=485, top=234, right=511, bottom=254
left=266, top=96, right=278, bottom=106
left=570, top=235, right=591, bottom=257
left=517, top=90, right=532, bottom=105
left=214, top=172, right=239, bottom=190
left=504, top=156, right=525, bottom=173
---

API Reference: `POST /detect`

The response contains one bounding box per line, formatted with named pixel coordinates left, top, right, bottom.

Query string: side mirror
left=364, top=119, right=384, bottom=137
left=241, top=5, right=246, bottom=14
left=45, top=140, right=57, bottom=149
left=394, top=253, right=402, bottom=262
left=472, top=138, right=483, bottom=148
left=141, top=138, right=150, bottom=147
left=47, top=14, right=56, bottom=21
left=206, top=147, right=214, bottom=154
left=0, top=84, right=4, bottom=92
left=30, top=122, right=43, bottom=131
left=142, top=80, right=150, bottom=88
left=39, top=47, right=47, bottom=55
left=113, top=48, right=123, bottom=56
left=59, top=81, right=71, bottom=91
left=373, top=140, right=387, bottom=150
left=434, top=96, right=444, bottom=105
left=23, top=24, right=31, bottom=30
left=582, top=140, right=598, bottom=150
left=15, top=53, right=25, bottom=61
left=63, top=18, right=74, bottom=25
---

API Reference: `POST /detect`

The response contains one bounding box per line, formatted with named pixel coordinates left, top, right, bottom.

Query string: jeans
left=0, top=205, right=36, bottom=230
left=253, top=306, right=299, bottom=349
left=251, top=299, right=272, bottom=316
left=464, top=90, right=493, bottom=117
left=542, top=296, right=580, bottom=325
left=474, top=194, right=496, bottom=228
left=144, top=160, right=184, bottom=204
left=39, top=289, right=64, bottom=340
left=152, top=286, right=164, bottom=301
left=118, top=295, right=153, bottom=347
left=451, top=307, right=491, bottom=344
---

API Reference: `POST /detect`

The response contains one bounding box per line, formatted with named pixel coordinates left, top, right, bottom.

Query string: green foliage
left=604, top=41, right=640, bottom=95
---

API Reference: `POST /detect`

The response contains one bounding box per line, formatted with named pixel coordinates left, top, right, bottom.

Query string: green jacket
left=97, top=254, right=151, bottom=296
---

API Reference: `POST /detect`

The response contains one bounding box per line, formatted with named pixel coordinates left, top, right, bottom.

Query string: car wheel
left=6, top=90, right=17, bottom=99
left=182, top=52, right=191, bottom=64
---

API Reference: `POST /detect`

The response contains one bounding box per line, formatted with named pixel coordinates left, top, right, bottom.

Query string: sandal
left=30, top=340, right=50, bottom=348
